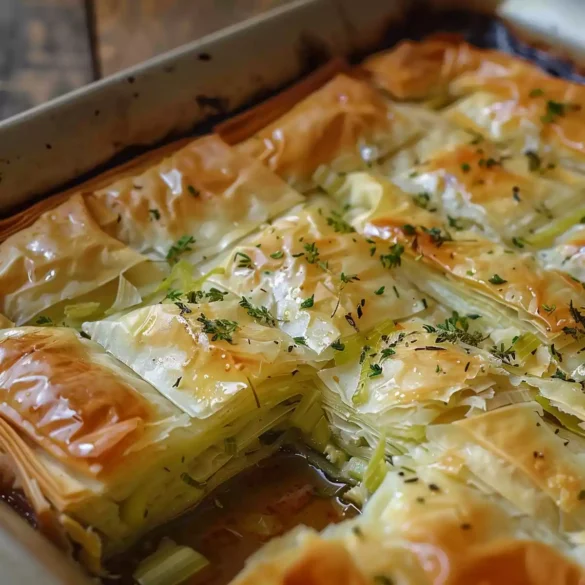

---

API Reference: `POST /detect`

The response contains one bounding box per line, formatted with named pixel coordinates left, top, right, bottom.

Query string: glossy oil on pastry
left=3, top=34, right=585, bottom=585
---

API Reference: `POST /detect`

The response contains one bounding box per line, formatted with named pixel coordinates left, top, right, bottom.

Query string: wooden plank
left=93, top=0, right=292, bottom=76
left=0, top=0, right=94, bottom=120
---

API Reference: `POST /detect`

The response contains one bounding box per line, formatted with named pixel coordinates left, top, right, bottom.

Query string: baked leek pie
left=3, top=36, right=585, bottom=585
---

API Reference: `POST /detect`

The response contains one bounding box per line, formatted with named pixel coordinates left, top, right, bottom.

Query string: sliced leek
left=527, top=206, right=585, bottom=248
left=133, top=538, right=209, bottom=585
left=363, top=435, right=388, bottom=493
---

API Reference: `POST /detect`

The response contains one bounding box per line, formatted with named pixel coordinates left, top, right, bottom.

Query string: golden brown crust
left=362, top=37, right=539, bottom=102
left=232, top=466, right=585, bottom=585
left=411, top=231, right=584, bottom=335
left=450, top=540, right=585, bottom=585
left=453, top=405, right=585, bottom=514
left=216, top=58, right=351, bottom=145
left=0, top=138, right=192, bottom=243
left=0, top=194, right=150, bottom=325
left=0, top=328, right=154, bottom=474
left=86, top=134, right=301, bottom=262
left=365, top=38, right=585, bottom=166
left=235, top=73, right=403, bottom=188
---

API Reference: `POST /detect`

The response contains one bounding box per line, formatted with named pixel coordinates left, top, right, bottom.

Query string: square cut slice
left=86, top=134, right=303, bottom=266
left=0, top=194, right=162, bottom=326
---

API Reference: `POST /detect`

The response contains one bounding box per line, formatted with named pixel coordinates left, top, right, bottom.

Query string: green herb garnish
left=421, top=226, right=453, bottom=247
left=489, top=343, right=516, bottom=364
left=488, top=274, right=507, bottom=285
left=186, top=288, right=228, bottom=304
left=239, top=296, right=276, bottom=326
left=380, top=243, right=404, bottom=269
left=35, top=315, right=53, bottom=325
left=435, top=311, right=485, bottom=347
left=413, top=191, right=434, bottom=210
left=165, top=289, right=183, bottom=301
left=340, top=272, right=360, bottom=284
left=331, top=339, right=345, bottom=351
left=326, top=210, right=355, bottom=234
left=303, top=242, right=320, bottom=264
left=197, top=313, right=239, bottom=343
left=380, top=348, right=396, bottom=361
left=300, top=294, right=314, bottom=309
left=167, top=235, right=195, bottom=263
left=234, top=251, right=254, bottom=269
left=541, top=99, right=580, bottom=123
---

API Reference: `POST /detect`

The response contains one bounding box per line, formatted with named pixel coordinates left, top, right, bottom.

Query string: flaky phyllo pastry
left=4, top=36, right=585, bottom=585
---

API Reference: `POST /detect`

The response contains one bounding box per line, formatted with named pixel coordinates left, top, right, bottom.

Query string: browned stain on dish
left=104, top=451, right=356, bottom=585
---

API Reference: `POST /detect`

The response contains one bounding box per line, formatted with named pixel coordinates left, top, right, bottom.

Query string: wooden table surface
left=0, top=0, right=289, bottom=121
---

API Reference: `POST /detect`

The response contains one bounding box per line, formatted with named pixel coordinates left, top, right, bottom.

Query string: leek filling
left=78, top=397, right=304, bottom=554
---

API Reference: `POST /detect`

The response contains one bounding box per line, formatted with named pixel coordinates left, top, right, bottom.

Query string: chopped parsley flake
left=460, top=162, right=471, bottom=173
left=187, top=185, right=200, bottom=197
left=293, top=336, right=308, bottom=346
left=270, top=250, right=284, bottom=259
left=512, top=237, right=525, bottom=249
left=374, top=286, right=385, bottom=296
left=300, top=294, right=314, bottom=309
left=368, top=363, right=383, bottom=378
